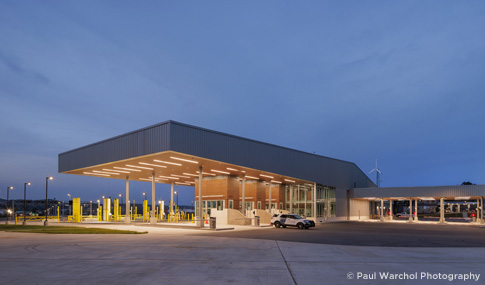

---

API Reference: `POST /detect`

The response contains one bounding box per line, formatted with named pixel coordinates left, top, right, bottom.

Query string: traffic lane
left=194, top=221, right=485, bottom=247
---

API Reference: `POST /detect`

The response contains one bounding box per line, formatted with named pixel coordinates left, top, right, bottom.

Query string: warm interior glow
left=271, top=180, right=282, bottom=184
left=139, top=162, right=167, bottom=168
left=170, top=156, right=198, bottom=164
left=284, top=179, right=295, bottom=183
left=153, top=159, right=182, bottom=166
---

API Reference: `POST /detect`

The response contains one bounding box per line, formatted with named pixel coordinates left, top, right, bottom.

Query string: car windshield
left=291, top=214, right=303, bottom=219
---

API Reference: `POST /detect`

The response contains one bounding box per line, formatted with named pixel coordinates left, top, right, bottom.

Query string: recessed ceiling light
left=211, top=169, right=231, bottom=175
left=159, top=175, right=179, bottom=180
left=103, top=168, right=130, bottom=173
left=139, top=162, right=167, bottom=168
left=93, top=170, right=120, bottom=175
left=245, top=176, right=259, bottom=180
left=84, top=172, right=110, bottom=177
left=170, top=156, right=198, bottom=164
left=114, top=167, right=141, bottom=172
left=154, top=159, right=182, bottom=166
left=260, top=174, right=274, bottom=179
left=126, top=164, right=153, bottom=170
left=171, top=174, right=191, bottom=178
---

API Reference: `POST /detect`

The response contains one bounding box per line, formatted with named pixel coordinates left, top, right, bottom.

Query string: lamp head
left=26, top=182, right=31, bottom=186
left=8, top=186, right=13, bottom=190
left=47, top=176, right=54, bottom=180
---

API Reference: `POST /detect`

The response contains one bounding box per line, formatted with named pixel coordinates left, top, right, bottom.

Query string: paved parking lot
left=1, top=222, right=484, bottom=284
left=197, top=221, right=485, bottom=247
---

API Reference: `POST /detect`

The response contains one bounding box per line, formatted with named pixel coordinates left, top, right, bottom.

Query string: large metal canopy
left=59, top=120, right=375, bottom=189
left=351, top=185, right=485, bottom=201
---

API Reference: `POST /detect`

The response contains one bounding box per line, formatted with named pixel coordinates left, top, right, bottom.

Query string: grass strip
left=0, top=225, right=147, bottom=234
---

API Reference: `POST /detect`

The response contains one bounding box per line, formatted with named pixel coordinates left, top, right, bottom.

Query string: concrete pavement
left=0, top=223, right=484, bottom=284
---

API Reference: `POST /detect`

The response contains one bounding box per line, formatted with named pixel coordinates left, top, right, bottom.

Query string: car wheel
left=274, top=221, right=281, bottom=228
left=297, top=223, right=304, bottom=229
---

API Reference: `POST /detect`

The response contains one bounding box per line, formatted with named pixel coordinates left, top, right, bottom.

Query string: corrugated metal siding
left=169, top=122, right=374, bottom=189
left=59, top=120, right=375, bottom=189
left=58, top=122, right=170, bottom=172
left=353, top=185, right=485, bottom=198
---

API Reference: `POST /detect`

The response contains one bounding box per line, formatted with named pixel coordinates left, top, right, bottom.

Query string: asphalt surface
left=196, top=221, right=485, bottom=247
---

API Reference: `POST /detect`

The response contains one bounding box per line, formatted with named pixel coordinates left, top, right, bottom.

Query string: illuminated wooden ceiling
left=63, top=151, right=313, bottom=186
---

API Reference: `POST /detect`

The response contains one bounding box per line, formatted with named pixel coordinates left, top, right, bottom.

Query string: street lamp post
left=119, top=194, right=123, bottom=214
left=174, top=191, right=179, bottom=208
left=90, top=201, right=92, bottom=216
left=44, top=176, right=53, bottom=226
left=143, top=192, right=147, bottom=201
left=23, top=182, right=31, bottom=225
left=6, top=186, right=13, bottom=224
left=67, top=194, right=71, bottom=215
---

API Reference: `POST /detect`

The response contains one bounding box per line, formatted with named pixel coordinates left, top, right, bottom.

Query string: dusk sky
left=1, top=1, right=485, bottom=205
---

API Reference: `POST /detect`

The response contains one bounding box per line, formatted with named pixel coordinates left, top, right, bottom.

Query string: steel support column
left=289, top=184, right=293, bottom=213
left=170, top=182, right=174, bottom=222
left=198, top=166, right=203, bottom=227
left=409, top=199, right=413, bottom=222
left=440, top=198, right=445, bottom=224
left=242, top=174, right=246, bottom=216
left=124, top=177, right=130, bottom=223
left=389, top=200, right=393, bottom=220
left=150, top=173, right=156, bottom=224
left=380, top=199, right=384, bottom=222
left=268, top=183, right=272, bottom=213
left=415, top=199, right=418, bottom=221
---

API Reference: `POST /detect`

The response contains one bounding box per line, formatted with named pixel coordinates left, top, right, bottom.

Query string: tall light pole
left=119, top=194, right=123, bottom=214
left=23, top=182, right=31, bottom=225
left=90, top=201, right=92, bottom=216
left=174, top=191, right=179, bottom=208
left=6, top=186, right=13, bottom=224
left=67, top=193, right=71, bottom=215
left=143, top=192, right=147, bottom=201
left=44, top=176, right=53, bottom=226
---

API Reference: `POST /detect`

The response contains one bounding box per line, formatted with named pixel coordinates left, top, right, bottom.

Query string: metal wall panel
left=169, top=122, right=375, bottom=189
left=58, top=122, right=170, bottom=172
left=59, top=120, right=375, bottom=189
left=353, top=185, right=485, bottom=198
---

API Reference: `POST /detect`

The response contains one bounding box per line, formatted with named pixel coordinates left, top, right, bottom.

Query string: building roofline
left=59, top=120, right=362, bottom=168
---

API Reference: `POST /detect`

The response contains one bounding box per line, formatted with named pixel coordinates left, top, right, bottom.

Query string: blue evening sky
left=1, top=1, right=485, bottom=205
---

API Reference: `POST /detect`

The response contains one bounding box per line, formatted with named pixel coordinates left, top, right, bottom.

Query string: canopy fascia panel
left=59, top=120, right=375, bottom=188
